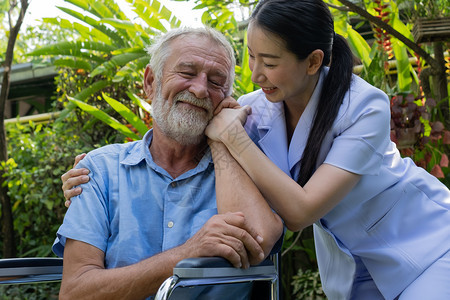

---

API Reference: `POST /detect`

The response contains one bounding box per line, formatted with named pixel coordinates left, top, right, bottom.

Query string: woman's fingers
left=61, top=167, right=90, bottom=203
left=214, top=96, right=240, bottom=115
left=73, top=153, right=86, bottom=168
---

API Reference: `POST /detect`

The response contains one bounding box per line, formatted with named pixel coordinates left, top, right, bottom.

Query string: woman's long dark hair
left=251, top=0, right=354, bottom=186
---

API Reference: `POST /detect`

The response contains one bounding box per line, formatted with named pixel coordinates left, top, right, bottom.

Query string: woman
left=206, top=0, right=450, bottom=299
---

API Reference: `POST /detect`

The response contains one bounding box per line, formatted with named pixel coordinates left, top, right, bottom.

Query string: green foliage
left=30, top=0, right=256, bottom=141
left=68, top=96, right=140, bottom=140
left=280, top=227, right=318, bottom=297
left=291, top=268, right=325, bottom=300
left=391, top=94, right=450, bottom=183
left=329, top=0, right=418, bottom=96
left=397, top=0, right=450, bottom=21
left=0, top=282, right=60, bottom=299
left=67, top=92, right=151, bottom=140
left=26, top=0, right=181, bottom=141
left=233, top=32, right=256, bottom=96
left=2, top=1, right=74, bottom=64
left=27, top=0, right=180, bottom=85
left=14, top=22, right=80, bottom=65
left=53, top=67, right=133, bottom=145
left=195, top=0, right=239, bottom=34
left=11, top=2, right=447, bottom=298
left=328, top=0, right=449, bottom=186
left=0, top=120, right=93, bottom=257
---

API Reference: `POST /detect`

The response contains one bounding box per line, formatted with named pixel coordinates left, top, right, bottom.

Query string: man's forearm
left=210, top=141, right=283, bottom=262
left=60, top=239, right=189, bottom=300
left=60, top=208, right=267, bottom=299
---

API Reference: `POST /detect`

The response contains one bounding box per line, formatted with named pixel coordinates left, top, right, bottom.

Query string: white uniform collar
left=257, top=69, right=326, bottom=178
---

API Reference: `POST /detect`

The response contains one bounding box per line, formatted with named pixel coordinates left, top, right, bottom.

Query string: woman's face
left=247, top=22, right=318, bottom=105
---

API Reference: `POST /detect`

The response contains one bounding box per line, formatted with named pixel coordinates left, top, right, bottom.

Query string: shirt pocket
left=191, top=208, right=218, bottom=237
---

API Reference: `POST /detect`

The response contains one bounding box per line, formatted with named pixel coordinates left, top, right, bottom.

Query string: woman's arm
left=206, top=107, right=360, bottom=232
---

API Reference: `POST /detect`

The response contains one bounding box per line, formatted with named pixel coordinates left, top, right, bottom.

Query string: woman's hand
left=213, top=96, right=241, bottom=115
left=61, top=153, right=89, bottom=207
left=205, top=105, right=252, bottom=142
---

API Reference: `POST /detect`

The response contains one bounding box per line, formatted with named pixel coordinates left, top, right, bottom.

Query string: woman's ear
left=143, top=65, right=155, bottom=98
left=307, top=49, right=324, bottom=75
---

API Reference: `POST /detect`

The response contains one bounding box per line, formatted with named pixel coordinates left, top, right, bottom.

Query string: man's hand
left=60, top=212, right=264, bottom=299
left=61, top=153, right=90, bottom=207
left=182, top=212, right=264, bottom=268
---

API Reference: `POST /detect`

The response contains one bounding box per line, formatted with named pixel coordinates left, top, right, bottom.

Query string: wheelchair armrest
left=0, top=257, right=63, bottom=284
left=173, top=257, right=275, bottom=278
left=155, top=256, right=278, bottom=300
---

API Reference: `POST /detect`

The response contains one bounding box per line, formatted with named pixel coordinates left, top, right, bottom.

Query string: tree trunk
left=0, top=0, right=29, bottom=258
left=0, top=126, right=14, bottom=257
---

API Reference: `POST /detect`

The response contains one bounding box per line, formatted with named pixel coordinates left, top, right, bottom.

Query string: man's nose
left=188, top=74, right=209, bottom=99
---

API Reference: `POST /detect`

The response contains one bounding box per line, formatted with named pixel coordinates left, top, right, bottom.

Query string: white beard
left=151, top=85, right=214, bottom=145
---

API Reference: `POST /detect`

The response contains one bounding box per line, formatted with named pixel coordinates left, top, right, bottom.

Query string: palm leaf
left=27, top=41, right=108, bottom=63
left=68, top=96, right=140, bottom=140
left=127, top=92, right=152, bottom=114
left=64, top=0, right=132, bottom=43
left=53, top=58, right=93, bottom=71
left=101, top=19, right=149, bottom=47
left=56, top=80, right=111, bottom=122
left=392, top=39, right=412, bottom=92
left=346, top=25, right=371, bottom=69
left=239, top=33, right=254, bottom=94
left=89, top=0, right=133, bottom=41
left=134, top=56, right=151, bottom=70
left=56, top=7, right=125, bottom=46
left=102, top=93, right=149, bottom=136
left=90, top=51, right=147, bottom=77
left=127, top=0, right=180, bottom=32
left=90, top=0, right=128, bottom=20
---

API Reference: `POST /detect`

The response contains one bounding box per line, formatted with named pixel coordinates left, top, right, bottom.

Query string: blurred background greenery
left=0, top=0, right=448, bottom=298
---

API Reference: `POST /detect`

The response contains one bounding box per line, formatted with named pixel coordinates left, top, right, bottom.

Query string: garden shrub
left=0, top=282, right=60, bottom=299
left=0, top=121, right=94, bottom=257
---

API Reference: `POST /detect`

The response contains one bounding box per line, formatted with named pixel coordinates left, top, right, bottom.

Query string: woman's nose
left=251, top=64, right=265, bottom=85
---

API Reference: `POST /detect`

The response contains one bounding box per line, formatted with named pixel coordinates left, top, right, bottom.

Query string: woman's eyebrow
left=247, top=46, right=280, bottom=59
left=259, top=53, right=281, bottom=59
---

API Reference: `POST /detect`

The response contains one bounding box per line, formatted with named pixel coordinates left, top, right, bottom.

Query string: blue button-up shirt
left=53, top=130, right=254, bottom=299
left=53, top=130, right=217, bottom=267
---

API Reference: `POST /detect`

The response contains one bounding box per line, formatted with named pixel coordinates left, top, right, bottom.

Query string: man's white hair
left=146, top=27, right=236, bottom=96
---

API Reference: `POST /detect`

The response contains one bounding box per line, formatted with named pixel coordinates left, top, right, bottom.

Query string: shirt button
left=168, top=221, right=174, bottom=228
left=171, top=182, right=176, bottom=187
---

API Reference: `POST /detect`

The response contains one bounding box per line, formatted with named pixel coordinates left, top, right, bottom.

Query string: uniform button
left=171, top=182, right=176, bottom=187
left=168, top=221, right=174, bottom=228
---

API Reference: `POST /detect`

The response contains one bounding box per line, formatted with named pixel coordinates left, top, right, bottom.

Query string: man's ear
left=307, top=49, right=324, bottom=75
left=143, top=65, right=155, bottom=98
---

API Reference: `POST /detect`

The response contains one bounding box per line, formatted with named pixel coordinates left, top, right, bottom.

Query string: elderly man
left=54, top=27, right=283, bottom=299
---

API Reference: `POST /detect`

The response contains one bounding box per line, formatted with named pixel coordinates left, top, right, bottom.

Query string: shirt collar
left=120, top=129, right=153, bottom=166
left=120, top=129, right=213, bottom=179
